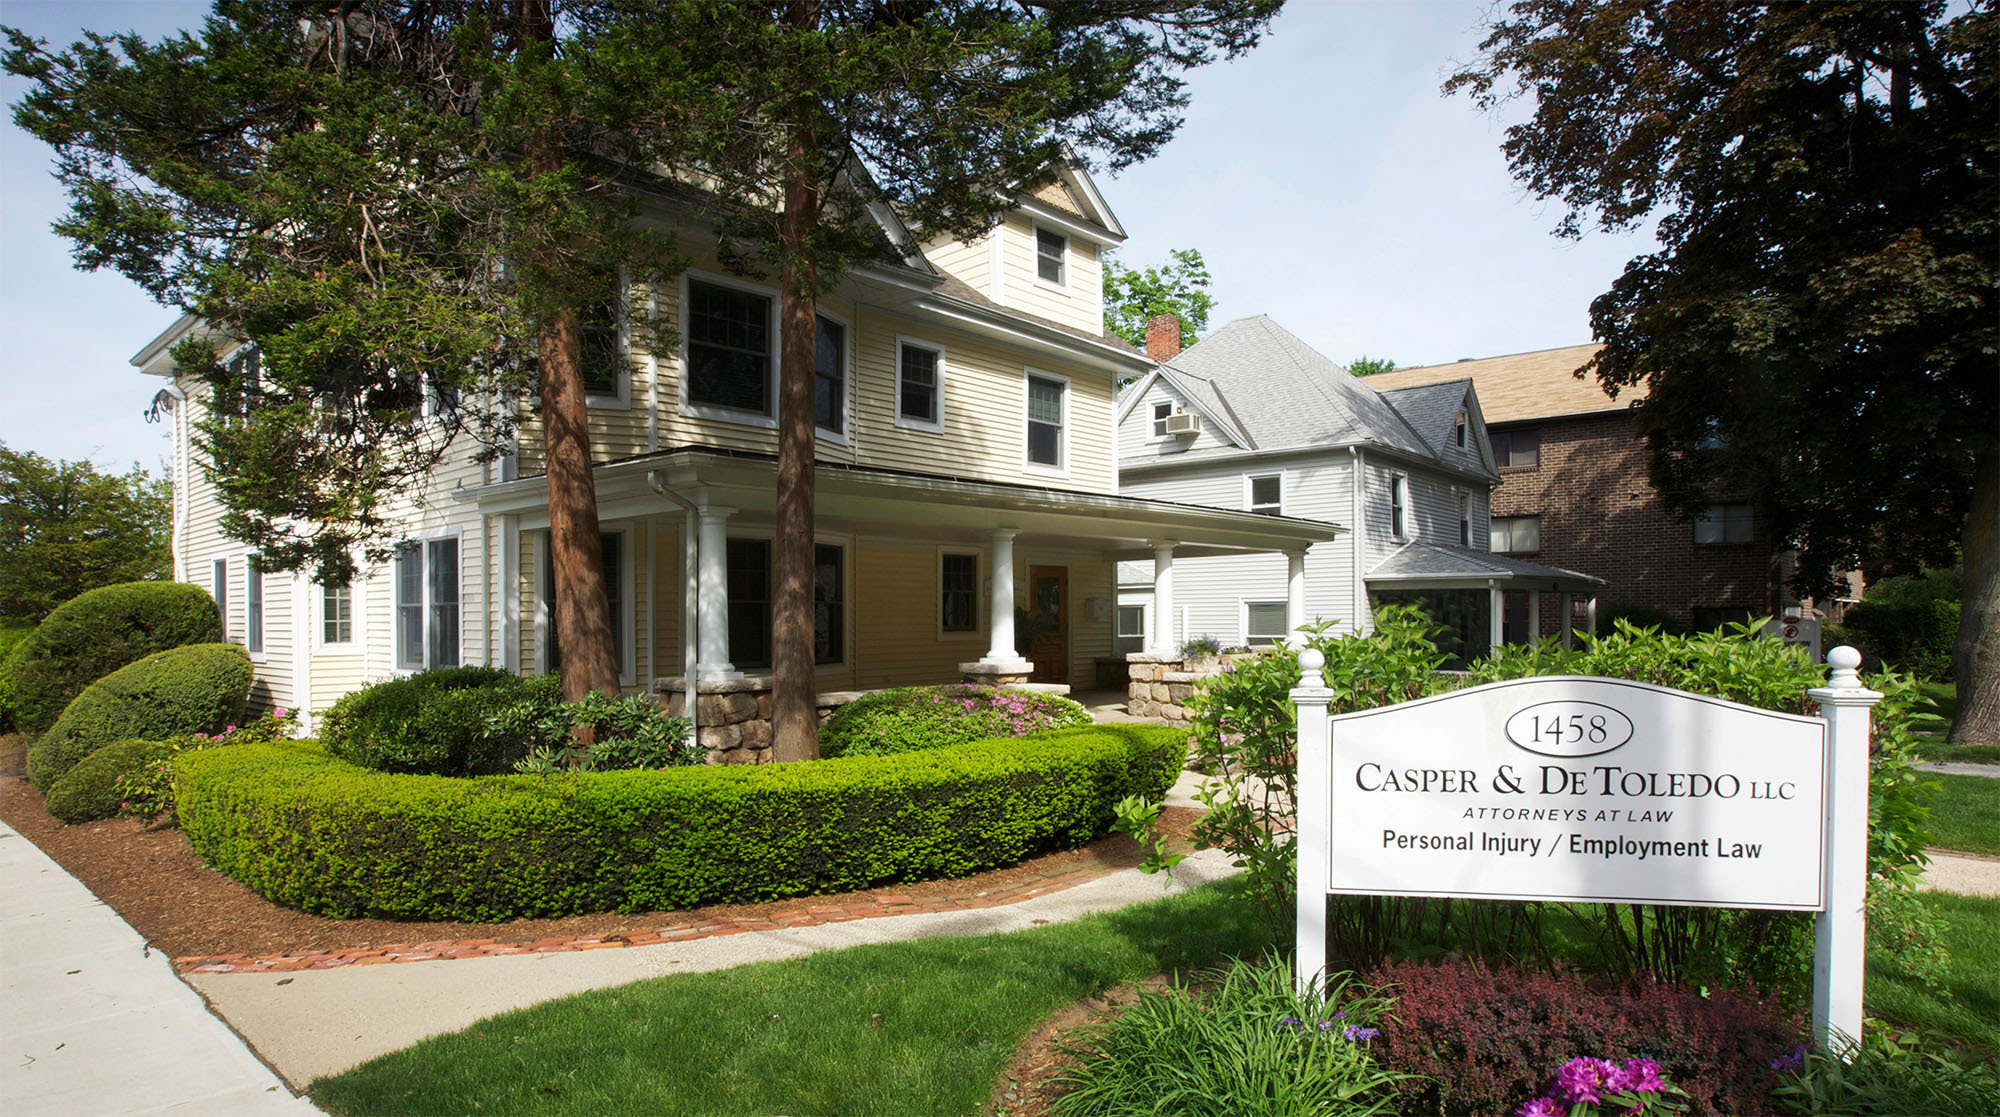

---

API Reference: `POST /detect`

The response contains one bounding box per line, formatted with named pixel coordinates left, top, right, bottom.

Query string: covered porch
left=465, top=449, right=1342, bottom=760
left=1366, top=542, right=1604, bottom=667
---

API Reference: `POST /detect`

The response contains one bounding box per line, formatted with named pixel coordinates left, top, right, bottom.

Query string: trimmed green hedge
left=175, top=724, right=1188, bottom=921
left=11, top=581, right=222, bottom=738
left=27, top=643, right=251, bottom=791
left=321, top=667, right=548, bottom=775
left=45, top=738, right=172, bottom=824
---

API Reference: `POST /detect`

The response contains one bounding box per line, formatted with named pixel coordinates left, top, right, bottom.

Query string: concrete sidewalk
left=0, top=820, right=319, bottom=1115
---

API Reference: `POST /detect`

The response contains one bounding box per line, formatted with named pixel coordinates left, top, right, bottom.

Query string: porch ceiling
left=467, top=448, right=1344, bottom=559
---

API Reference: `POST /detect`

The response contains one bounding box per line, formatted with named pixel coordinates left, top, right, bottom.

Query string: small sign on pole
left=1292, top=647, right=1880, bottom=1056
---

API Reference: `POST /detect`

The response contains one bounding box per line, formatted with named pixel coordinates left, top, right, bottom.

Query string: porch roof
left=463, top=447, right=1346, bottom=560
left=1366, top=542, right=1603, bottom=593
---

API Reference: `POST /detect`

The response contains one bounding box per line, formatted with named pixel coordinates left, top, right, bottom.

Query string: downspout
left=647, top=471, right=701, bottom=749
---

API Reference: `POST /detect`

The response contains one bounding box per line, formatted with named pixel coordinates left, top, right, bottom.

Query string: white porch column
left=1488, top=584, right=1505, bottom=651
left=981, top=528, right=1027, bottom=667
left=695, top=504, right=741, bottom=681
left=1585, top=595, right=1599, bottom=638
left=1150, top=542, right=1178, bottom=656
left=1286, top=549, right=1308, bottom=647
left=1528, top=590, right=1542, bottom=642
left=1559, top=591, right=1574, bottom=650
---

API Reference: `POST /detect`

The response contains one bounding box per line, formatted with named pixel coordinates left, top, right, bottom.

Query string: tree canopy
left=1103, top=247, right=1217, bottom=350
left=1346, top=356, right=1397, bottom=377
left=0, top=443, right=170, bottom=621
left=1452, top=0, right=1998, bottom=743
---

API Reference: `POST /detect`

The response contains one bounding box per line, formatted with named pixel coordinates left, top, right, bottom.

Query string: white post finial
left=1299, top=648, right=1326, bottom=689
left=1826, top=645, right=1863, bottom=689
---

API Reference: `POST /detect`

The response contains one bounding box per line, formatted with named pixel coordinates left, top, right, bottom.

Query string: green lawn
left=309, top=878, right=1279, bottom=1116
left=1925, top=773, right=2000, bottom=857
left=1867, top=892, right=2000, bottom=1055
left=1909, top=683, right=1999, bottom=763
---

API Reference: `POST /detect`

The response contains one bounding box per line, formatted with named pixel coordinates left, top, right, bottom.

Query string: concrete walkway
left=0, top=821, right=319, bottom=1115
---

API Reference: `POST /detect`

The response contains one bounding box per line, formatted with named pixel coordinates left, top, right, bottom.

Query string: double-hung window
left=579, top=298, right=623, bottom=401
left=1036, top=228, right=1066, bottom=285
left=212, top=559, right=228, bottom=636
left=727, top=539, right=845, bottom=669
left=244, top=554, right=264, bottom=657
left=1151, top=401, right=1173, bottom=439
left=1491, top=515, right=1541, bottom=553
left=395, top=538, right=460, bottom=670
left=940, top=552, right=978, bottom=634
left=1694, top=503, right=1754, bottom=545
left=1458, top=492, right=1472, bottom=546
left=1389, top=475, right=1410, bottom=540
left=815, top=315, right=846, bottom=436
left=1492, top=427, right=1540, bottom=469
left=686, top=278, right=773, bottom=417
left=1025, top=372, right=1067, bottom=470
left=323, top=582, right=353, bottom=645
left=897, top=340, right=943, bottom=430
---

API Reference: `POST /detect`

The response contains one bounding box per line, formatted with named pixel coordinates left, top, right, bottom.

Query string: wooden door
left=1027, top=564, right=1068, bottom=684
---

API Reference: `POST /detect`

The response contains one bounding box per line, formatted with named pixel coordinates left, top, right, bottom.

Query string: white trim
left=1021, top=367, right=1071, bottom=478
left=678, top=270, right=780, bottom=429
left=988, top=226, right=1007, bottom=306
left=1245, top=471, right=1284, bottom=515
left=1032, top=223, right=1068, bottom=289
left=893, top=336, right=947, bottom=433
left=243, top=551, right=266, bottom=662
left=500, top=516, right=520, bottom=673
left=646, top=280, right=661, bottom=452
left=813, top=306, right=854, bottom=446
left=936, top=547, right=984, bottom=641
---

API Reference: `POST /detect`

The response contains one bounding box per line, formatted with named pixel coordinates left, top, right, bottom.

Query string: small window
left=245, top=554, right=263, bottom=656
left=396, top=538, right=460, bottom=670
left=1026, top=373, right=1066, bottom=469
left=212, top=559, right=228, bottom=634
left=1247, top=474, right=1282, bottom=514
left=1036, top=228, right=1066, bottom=285
left=1491, top=515, right=1541, bottom=553
left=1151, top=401, right=1173, bottom=439
left=1245, top=601, right=1289, bottom=647
left=897, top=340, right=942, bottom=429
left=687, top=279, right=773, bottom=416
left=1455, top=410, right=1467, bottom=448
left=323, top=582, right=353, bottom=645
left=1492, top=427, right=1541, bottom=469
left=1389, top=475, right=1409, bottom=539
left=940, top=552, right=978, bottom=633
left=1116, top=604, right=1146, bottom=639
left=579, top=298, right=622, bottom=398
left=814, top=315, right=846, bottom=435
left=1458, top=492, right=1472, bottom=546
left=1694, top=503, right=1754, bottom=545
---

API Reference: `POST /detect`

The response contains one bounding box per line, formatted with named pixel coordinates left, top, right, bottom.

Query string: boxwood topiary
left=320, top=668, right=556, bottom=776
left=175, top=724, right=1189, bottom=921
left=11, top=581, right=223, bottom=739
left=819, top=685, right=1093, bottom=758
left=26, top=643, right=251, bottom=791
left=44, top=738, right=173, bottom=824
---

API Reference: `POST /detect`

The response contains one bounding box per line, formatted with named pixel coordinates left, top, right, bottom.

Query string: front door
left=1027, top=564, right=1068, bottom=684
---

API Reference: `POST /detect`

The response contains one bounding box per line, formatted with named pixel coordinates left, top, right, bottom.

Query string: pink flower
left=224, top=725, right=238, bottom=733
left=1553, top=1057, right=1619, bottom=1105
left=1515, top=1099, right=1564, bottom=1117
left=273, top=707, right=288, bottom=719
left=1618, top=1057, right=1666, bottom=1093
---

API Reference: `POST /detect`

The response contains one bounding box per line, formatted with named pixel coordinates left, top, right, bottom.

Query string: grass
left=309, top=877, right=1279, bottom=1116
left=1924, top=773, right=2000, bottom=857
left=1908, top=683, right=1999, bottom=763
left=1867, top=892, right=2000, bottom=1055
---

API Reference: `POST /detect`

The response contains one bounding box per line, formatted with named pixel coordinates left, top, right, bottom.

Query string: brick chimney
left=1145, top=313, right=1181, bottom=362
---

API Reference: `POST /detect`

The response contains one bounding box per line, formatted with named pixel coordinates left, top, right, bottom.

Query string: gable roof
left=1362, top=344, right=1634, bottom=425
left=1376, top=379, right=1491, bottom=475
left=1123, top=316, right=1491, bottom=473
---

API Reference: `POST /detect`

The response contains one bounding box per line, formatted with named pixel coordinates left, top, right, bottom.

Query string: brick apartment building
left=1366, top=345, right=1790, bottom=635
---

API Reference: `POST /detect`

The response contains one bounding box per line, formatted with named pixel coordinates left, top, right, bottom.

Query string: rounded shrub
left=819, top=685, right=1092, bottom=758
left=26, top=643, right=251, bottom=791
left=175, top=724, right=1189, bottom=921
left=44, top=738, right=173, bottom=823
left=320, top=667, right=556, bottom=776
left=11, top=581, right=222, bottom=739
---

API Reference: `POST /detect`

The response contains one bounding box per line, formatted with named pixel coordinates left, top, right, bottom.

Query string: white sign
left=1763, top=615, right=1823, bottom=662
left=1326, top=676, right=1828, bottom=910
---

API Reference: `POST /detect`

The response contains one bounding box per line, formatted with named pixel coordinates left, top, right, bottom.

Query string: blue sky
left=0, top=0, right=1654, bottom=472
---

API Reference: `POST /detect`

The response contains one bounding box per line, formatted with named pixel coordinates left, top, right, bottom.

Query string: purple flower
left=1316, top=1019, right=1336, bottom=1033
left=1619, top=1057, right=1666, bottom=1093
left=1515, top=1098, right=1565, bottom=1117
left=1770, top=1043, right=1809, bottom=1072
left=1276, top=1016, right=1302, bottom=1032
left=1554, top=1057, right=1619, bottom=1105
left=1342, top=1025, right=1380, bottom=1043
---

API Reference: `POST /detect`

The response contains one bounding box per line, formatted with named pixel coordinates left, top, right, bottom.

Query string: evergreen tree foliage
left=1103, top=247, right=1217, bottom=350
left=1451, top=0, right=1998, bottom=743
left=0, top=443, right=170, bottom=620
left=1345, top=356, right=1397, bottom=377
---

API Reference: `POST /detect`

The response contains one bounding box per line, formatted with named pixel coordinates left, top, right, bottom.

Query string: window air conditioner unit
left=1163, top=412, right=1200, bottom=435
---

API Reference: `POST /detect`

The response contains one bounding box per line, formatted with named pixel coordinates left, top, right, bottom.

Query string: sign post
left=1291, top=647, right=1879, bottom=1056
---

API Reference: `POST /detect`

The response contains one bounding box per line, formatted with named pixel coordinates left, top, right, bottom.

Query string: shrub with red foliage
left=1365, top=958, right=1804, bottom=1115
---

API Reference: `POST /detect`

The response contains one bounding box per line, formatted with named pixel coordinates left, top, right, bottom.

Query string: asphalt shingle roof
left=1363, top=344, right=1630, bottom=425
left=1367, top=542, right=1602, bottom=588
left=1376, top=379, right=1491, bottom=477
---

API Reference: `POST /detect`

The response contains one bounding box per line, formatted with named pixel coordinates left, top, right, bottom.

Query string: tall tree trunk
left=769, top=0, right=822, bottom=762
left=1949, top=445, right=1998, bottom=745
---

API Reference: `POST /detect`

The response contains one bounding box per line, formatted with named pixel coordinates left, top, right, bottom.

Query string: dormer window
left=1455, top=410, right=1467, bottom=448
left=1151, top=401, right=1173, bottom=438
left=1036, top=228, right=1066, bottom=286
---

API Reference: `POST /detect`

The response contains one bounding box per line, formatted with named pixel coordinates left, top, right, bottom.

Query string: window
left=940, top=552, right=978, bottom=633
left=814, top=315, right=846, bottom=436
left=897, top=340, right=943, bottom=429
left=1244, top=601, right=1289, bottom=647
left=1491, top=427, right=1541, bottom=469
left=1491, top=515, right=1541, bottom=553
left=1151, top=401, right=1173, bottom=439
left=1116, top=604, right=1146, bottom=639
left=1455, top=410, right=1467, bottom=448
left=1026, top=372, right=1066, bottom=469
left=212, top=559, right=228, bottom=634
left=686, top=278, right=773, bottom=416
left=1694, top=503, right=1754, bottom=545
left=580, top=298, right=622, bottom=399
left=323, top=582, right=353, bottom=645
left=1458, top=492, right=1472, bottom=546
left=395, top=537, right=460, bottom=670
left=542, top=531, right=627, bottom=678
left=1247, top=474, right=1282, bottom=514
left=1035, top=228, right=1066, bottom=285
left=727, top=539, right=844, bottom=669
left=215, top=346, right=261, bottom=423
left=245, top=554, right=263, bottom=656
left=1389, top=474, right=1409, bottom=539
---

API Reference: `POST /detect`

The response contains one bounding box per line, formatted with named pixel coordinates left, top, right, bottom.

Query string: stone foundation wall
left=1123, top=652, right=1256, bottom=727
left=658, top=676, right=857, bottom=765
